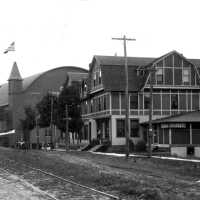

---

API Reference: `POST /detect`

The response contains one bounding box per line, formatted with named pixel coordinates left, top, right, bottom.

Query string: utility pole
left=36, top=115, right=40, bottom=149
left=112, top=35, right=136, bottom=158
left=50, top=94, right=54, bottom=146
left=148, top=70, right=153, bottom=158
left=65, top=104, right=70, bottom=151
left=147, top=65, right=156, bottom=158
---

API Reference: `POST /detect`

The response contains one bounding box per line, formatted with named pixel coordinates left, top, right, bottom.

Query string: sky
left=0, top=0, right=200, bottom=84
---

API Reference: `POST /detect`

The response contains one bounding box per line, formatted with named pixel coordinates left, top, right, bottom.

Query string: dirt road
left=0, top=168, right=51, bottom=200
left=0, top=147, right=200, bottom=199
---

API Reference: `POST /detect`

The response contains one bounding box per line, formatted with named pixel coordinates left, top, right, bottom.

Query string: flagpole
left=4, top=42, right=16, bottom=72
left=4, top=42, right=15, bottom=54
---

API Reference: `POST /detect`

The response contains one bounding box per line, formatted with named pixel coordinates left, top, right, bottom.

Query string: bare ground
left=0, top=168, right=51, bottom=200
left=0, top=147, right=199, bottom=200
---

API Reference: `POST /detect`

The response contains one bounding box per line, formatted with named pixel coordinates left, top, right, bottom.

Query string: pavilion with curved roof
left=0, top=62, right=88, bottom=147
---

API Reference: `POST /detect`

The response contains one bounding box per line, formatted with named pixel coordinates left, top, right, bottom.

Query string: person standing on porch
left=97, top=129, right=101, bottom=144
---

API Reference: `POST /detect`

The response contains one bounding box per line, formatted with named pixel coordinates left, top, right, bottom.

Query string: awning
left=151, top=111, right=200, bottom=124
left=0, top=130, right=15, bottom=136
left=142, top=111, right=200, bottom=125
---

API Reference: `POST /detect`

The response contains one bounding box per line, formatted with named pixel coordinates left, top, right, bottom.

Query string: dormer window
left=99, top=69, right=102, bottom=84
left=93, top=72, right=96, bottom=87
left=81, top=81, right=87, bottom=96
left=92, top=65, right=102, bottom=88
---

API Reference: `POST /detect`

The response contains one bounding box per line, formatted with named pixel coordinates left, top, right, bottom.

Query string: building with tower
left=0, top=62, right=88, bottom=147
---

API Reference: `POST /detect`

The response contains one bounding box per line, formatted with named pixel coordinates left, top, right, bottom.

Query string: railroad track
left=0, top=158, right=123, bottom=200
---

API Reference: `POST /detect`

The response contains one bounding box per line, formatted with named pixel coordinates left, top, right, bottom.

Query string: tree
left=35, top=77, right=83, bottom=149
left=36, top=92, right=58, bottom=128
left=56, top=78, right=83, bottom=145
left=36, top=92, right=58, bottom=148
left=20, top=106, right=36, bottom=145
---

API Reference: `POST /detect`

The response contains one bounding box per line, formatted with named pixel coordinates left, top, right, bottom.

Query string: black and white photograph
left=0, top=0, right=200, bottom=199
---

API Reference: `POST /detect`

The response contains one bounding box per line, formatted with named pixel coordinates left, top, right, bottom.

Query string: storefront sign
left=161, top=123, right=186, bottom=129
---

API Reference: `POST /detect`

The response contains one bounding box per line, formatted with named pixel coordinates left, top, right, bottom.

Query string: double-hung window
left=116, top=119, right=125, bottom=137
left=182, top=68, right=190, bottom=85
left=144, top=93, right=150, bottom=109
left=156, top=68, right=163, bottom=84
left=130, top=119, right=139, bottom=137
left=130, top=93, right=138, bottom=109
left=171, top=94, right=178, bottom=110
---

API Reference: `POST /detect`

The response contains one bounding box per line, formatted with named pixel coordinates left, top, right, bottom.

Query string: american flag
left=4, top=42, right=15, bottom=54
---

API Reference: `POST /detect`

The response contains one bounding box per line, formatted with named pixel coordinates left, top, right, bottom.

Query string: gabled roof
left=189, top=59, right=200, bottom=68
left=92, top=55, right=154, bottom=92
left=91, top=51, right=200, bottom=92
left=151, top=111, right=200, bottom=123
left=94, top=55, right=154, bottom=67
left=101, top=65, right=147, bottom=92
left=8, top=62, right=22, bottom=80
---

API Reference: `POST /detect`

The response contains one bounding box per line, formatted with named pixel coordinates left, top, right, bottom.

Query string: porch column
left=109, top=118, right=112, bottom=143
left=157, top=126, right=159, bottom=144
left=190, top=123, right=192, bottom=144
left=169, top=128, right=172, bottom=145
left=111, top=117, right=116, bottom=145
left=90, top=119, right=97, bottom=140
left=102, top=122, right=105, bottom=139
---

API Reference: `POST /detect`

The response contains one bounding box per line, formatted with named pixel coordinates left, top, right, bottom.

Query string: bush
left=135, top=140, right=146, bottom=152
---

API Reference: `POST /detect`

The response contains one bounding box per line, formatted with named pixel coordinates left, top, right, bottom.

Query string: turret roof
left=8, top=62, right=22, bottom=80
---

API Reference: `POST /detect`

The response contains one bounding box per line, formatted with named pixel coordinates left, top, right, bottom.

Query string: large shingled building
left=0, top=62, right=88, bottom=147
left=81, top=50, right=200, bottom=156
